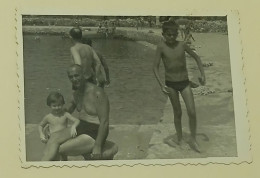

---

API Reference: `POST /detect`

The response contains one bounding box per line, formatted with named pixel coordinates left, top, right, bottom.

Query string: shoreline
left=22, top=26, right=226, bottom=45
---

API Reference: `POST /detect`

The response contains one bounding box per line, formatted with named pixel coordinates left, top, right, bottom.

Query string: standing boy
left=153, top=21, right=205, bottom=152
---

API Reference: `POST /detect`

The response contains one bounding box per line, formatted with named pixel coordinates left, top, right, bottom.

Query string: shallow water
left=23, top=35, right=167, bottom=124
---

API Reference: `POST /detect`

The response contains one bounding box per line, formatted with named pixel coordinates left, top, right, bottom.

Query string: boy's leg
left=180, top=85, right=200, bottom=152
left=167, top=88, right=183, bottom=142
left=41, top=127, right=72, bottom=161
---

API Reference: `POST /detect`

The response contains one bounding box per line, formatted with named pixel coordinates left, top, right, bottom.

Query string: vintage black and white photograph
left=17, top=12, right=250, bottom=166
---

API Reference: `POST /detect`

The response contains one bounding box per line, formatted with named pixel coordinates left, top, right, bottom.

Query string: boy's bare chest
left=162, top=43, right=185, bottom=60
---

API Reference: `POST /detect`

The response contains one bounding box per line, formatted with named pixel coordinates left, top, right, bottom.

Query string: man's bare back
left=69, top=27, right=102, bottom=84
left=158, top=41, right=189, bottom=82
left=70, top=43, right=95, bottom=80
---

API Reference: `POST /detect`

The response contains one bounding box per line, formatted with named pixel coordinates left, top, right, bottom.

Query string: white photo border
left=16, top=9, right=251, bottom=168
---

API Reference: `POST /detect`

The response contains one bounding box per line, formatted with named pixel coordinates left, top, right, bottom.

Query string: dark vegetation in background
left=22, top=15, right=227, bottom=33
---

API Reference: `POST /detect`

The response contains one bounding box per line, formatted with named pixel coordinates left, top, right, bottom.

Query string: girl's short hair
left=46, top=92, right=65, bottom=106
left=162, top=21, right=179, bottom=32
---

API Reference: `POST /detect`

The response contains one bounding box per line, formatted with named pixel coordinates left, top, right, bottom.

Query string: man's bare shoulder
left=71, top=43, right=90, bottom=50
left=70, top=45, right=76, bottom=49
left=70, top=45, right=77, bottom=53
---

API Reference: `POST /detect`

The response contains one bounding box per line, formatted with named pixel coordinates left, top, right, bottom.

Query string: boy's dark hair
left=162, top=21, right=179, bottom=32
left=69, top=27, right=82, bottom=40
left=46, top=92, right=65, bottom=106
left=82, top=38, right=92, bottom=46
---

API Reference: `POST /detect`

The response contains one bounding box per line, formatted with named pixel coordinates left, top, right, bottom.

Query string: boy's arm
left=70, top=47, right=82, bottom=65
left=92, top=89, right=109, bottom=159
left=153, top=45, right=164, bottom=87
left=184, top=43, right=206, bottom=85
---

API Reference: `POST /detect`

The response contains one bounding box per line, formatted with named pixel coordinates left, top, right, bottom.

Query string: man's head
left=67, top=64, right=84, bottom=90
left=69, top=27, right=82, bottom=40
left=162, top=21, right=179, bottom=43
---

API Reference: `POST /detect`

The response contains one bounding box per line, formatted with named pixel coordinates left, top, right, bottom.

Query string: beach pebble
left=202, top=62, right=214, bottom=67
left=192, top=86, right=215, bottom=95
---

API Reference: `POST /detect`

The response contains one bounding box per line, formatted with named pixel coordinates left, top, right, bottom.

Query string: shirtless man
left=69, top=27, right=102, bottom=86
left=41, top=64, right=110, bottom=160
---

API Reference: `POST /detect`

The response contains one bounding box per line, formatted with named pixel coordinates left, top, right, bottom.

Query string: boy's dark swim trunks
left=76, top=120, right=99, bottom=140
left=165, top=80, right=190, bottom=92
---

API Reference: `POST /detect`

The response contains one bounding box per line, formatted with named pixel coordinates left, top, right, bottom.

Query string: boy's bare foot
left=165, top=137, right=190, bottom=150
left=177, top=140, right=190, bottom=150
left=164, top=137, right=178, bottom=148
left=189, top=139, right=201, bottom=153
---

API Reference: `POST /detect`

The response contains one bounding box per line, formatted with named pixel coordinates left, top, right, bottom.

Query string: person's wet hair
left=46, top=91, right=65, bottom=106
left=69, top=27, right=82, bottom=40
left=162, top=21, right=179, bottom=33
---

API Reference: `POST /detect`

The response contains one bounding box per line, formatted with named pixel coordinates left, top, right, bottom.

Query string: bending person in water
left=41, top=64, right=113, bottom=161
left=82, top=38, right=110, bottom=88
left=69, top=27, right=103, bottom=87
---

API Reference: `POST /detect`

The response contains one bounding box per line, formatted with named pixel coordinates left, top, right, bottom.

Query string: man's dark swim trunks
left=76, top=120, right=99, bottom=140
left=165, top=80, right=190, bottom=92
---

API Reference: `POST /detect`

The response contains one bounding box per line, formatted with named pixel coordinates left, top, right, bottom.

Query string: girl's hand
left=70, top=126, right=77, bottom=138
left=40, top=134, right=48, bottom=143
